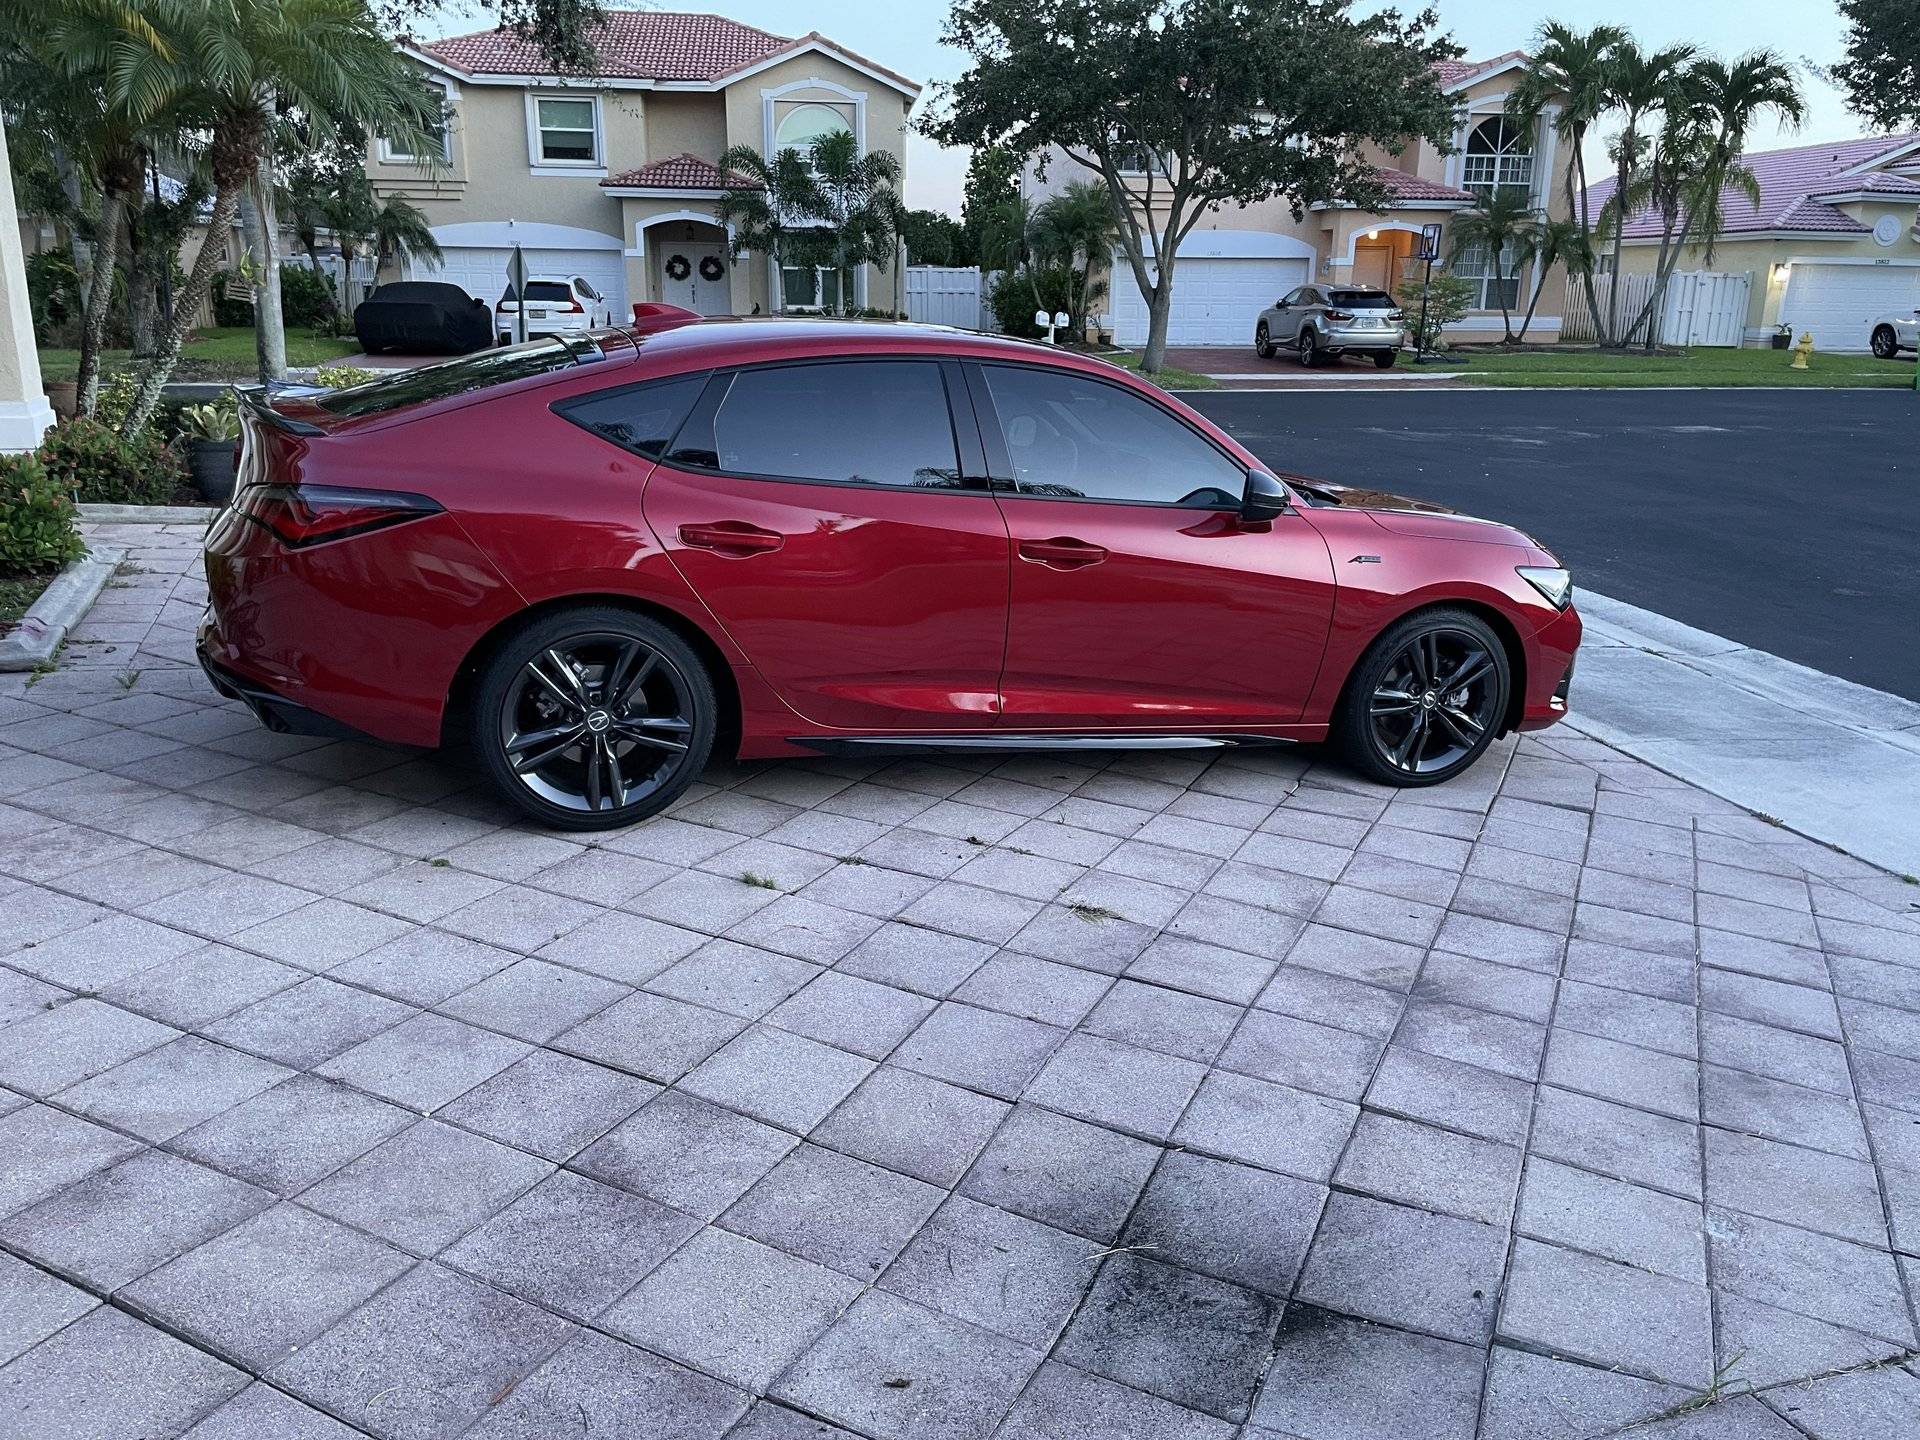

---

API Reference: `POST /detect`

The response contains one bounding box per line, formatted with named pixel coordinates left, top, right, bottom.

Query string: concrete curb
left=77, top=504, right=213, bottom=524
left=0, top=545, right=126, bottom=671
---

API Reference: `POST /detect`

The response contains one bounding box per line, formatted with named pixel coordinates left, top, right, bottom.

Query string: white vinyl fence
left=905, top=265, right=987, bottom=329
left=1563, top=270, right=1752, bottom=347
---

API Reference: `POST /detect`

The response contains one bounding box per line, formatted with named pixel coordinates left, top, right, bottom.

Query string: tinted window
left=1278, top=288, right=1304, bottom=307
left=981, top=365, right=1246, bottom=507
left=1328, top=289, right=1395, bottom=308
left=557, top=375, right=705, bottom=458
left=500, top=282, right=572, bottom=303
left=1300, top=288, right=1324, bottom=307
left=316, top=338, right=585, bottom=416
left=706, top=362, right=962, bottom=489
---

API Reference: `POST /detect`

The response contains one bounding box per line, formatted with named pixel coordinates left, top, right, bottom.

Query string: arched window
left=1461, top=116, right=1534, bottom=197
left=775, top=103, right=852, bottom=155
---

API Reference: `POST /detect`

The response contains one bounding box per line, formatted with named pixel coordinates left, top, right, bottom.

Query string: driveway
left=1187, top=388, right=1920, bottom=702
left=1, top=523, right=1918, bottom=1439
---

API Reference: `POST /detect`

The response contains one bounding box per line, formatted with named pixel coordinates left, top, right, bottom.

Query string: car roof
left=612, top=316, right=1117, bottom=371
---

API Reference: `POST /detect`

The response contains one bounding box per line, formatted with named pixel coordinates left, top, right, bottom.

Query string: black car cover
left=353, top=281, right=493, bottom=356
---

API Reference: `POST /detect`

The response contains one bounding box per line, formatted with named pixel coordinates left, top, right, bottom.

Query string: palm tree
left=804, top=130, right=903, bottom=315
left=1510, top=217, right=1585, bottom=344
left=1449, top=185, right=1537, bottom=344
left=1598, top=39, right=1695, bottom=345
left=118, top=0, right=438, bottom=435
left=977, top=194, right=1048, bottom=322
left=715, top=144, right=810, bottom=299
left=1033, top=181, right=1119, bottom=337
left=369, top=195, right=441, bottom=275
left=1680, top=52, right=1806, bottom=265
left=718, top=131, right=902, bottom=314
left=1507, top=23, right=1629, bottom=342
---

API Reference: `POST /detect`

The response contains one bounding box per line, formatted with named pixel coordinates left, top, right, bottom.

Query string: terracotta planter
left=44, top=380, right=77, bottom=421
left=186, top=439, right=238, bottom=504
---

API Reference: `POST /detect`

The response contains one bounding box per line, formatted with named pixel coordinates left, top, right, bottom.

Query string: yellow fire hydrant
left=1789, top=331, right=1814, bottom=370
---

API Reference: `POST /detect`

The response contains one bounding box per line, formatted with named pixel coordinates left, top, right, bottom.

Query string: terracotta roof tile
left=1433, top=51, right=1528, bottom=88
left=1370, top=167, right=1475, bottom=204
left=601, top=153, right=757, bottom=190
left=423, top=10, right=789, bottom=81
left=1588, top=132, right=1920, bottom=238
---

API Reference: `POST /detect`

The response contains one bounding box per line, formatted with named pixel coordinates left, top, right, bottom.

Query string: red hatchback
left=200, top=319, right=1580, bottom=830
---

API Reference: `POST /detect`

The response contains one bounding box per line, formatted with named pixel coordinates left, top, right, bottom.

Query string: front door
left=659, top=243, right=730, bottom=315
left=1353, top=242, right=1393, bottom=292
left=643, top=358, right=1010, bottom=730
left=969, top=362, right=1337, bottom=728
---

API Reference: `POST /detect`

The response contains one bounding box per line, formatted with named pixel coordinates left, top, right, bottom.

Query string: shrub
left=0, top=453, right=85, bottom=575
left=24, top=247, right=81, bottom=345
left=37, top=418, right=184, bottom=506
left=280, top=264, right=336, bottom=329
left=91, top=371, right=143, bottom=432
left=1394, top=272, right=1476, bottom=352
left=314, top=364, right=377, bottom=390
left=209, top=269, right=254, bottom=328
left=987, top=263, right=1076, bottom=338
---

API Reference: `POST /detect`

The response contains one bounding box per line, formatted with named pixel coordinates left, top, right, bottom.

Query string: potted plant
left=177, top=399, right=241, bottom=503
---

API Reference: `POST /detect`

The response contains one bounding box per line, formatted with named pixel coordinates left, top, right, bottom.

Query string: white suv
left=1870, top=308, right=1918, bottom=360
left=495, top=276, right=612, bottom=344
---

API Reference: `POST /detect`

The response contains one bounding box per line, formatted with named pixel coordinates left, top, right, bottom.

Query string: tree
left=901, top=208, right=968, bottom=267
left=1832, top=0, right=1920, bottom=130
left=1031, top=181, right=1119, bottom=336
left=1507, top=22, right=1629, bottom=343
left=961, top=144, right=1022, bottom=263
left=1448, top=184, right=1537, bottom=344
left=928, top=0, right=1460, bottom=375
left=1594, top=39, right=1695, bottom=345
left=117, top=0, right=439, bottom=435
left=1510, top=217, right=1585, bottom=343
left=717, top=131, right=902, bottom=315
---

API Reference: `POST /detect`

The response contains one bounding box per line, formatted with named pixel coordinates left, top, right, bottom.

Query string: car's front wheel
left=1871, top=326, right=1899, bottom=360
left=1333, top=608, right=1509, bottom=787
left=472, top=607, right=715, bottom=830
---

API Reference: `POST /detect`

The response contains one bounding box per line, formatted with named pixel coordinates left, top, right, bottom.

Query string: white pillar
left=0, top=122, right=55, bottom=452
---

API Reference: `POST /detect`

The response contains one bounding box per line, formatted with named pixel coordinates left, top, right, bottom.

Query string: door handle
left=678, top=522, right=784, bottom=556
left=1018, top=537, right=1108, bottom=570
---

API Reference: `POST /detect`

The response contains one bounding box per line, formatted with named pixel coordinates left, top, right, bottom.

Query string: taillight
left=1326, top=309, right=1355, bottom=322
left=563, top=300, right=584, bottom=313
left=239, top=484, right=442, bottom=548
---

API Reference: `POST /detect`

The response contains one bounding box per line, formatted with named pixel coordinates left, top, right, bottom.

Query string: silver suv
left=1256, top=286, right=1406, bottom=368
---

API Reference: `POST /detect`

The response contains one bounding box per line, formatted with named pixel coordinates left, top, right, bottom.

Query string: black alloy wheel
left=1335, top=608, right=1509, bottom=787
left=1871, top=326, right=1898, bottom=360
left=474, top=608, right=714, bottom=829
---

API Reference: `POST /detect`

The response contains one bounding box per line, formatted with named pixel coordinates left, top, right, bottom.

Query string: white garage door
left=408, top=246, right=629, bottom=322
left=1780, top=262, right=1920, bottom=353
left=1109, top=256, right=1310, bottom=347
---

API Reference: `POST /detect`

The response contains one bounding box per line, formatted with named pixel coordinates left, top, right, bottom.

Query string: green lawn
left=1452, top=346, right=1917, bottom=388
left=38, top=327, right=361, bottom=383
left=1107, top=350, right=1221, bottom=390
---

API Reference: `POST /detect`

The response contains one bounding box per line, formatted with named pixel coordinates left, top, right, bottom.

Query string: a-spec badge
left=1348, top=555, right=1382, bottom=565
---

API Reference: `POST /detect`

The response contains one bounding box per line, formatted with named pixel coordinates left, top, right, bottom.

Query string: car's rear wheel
left=1373, top=350, right=1398, bottom=369
left=1299, top=330, right=1322, bottom=367
left=472, top=608, right=715, bottom=830
left=1334, top=608, right=1509, bottom=787
left=1256, top=323, right=1276, bottom=359
left=1871, top=326, right=1899, bottom=360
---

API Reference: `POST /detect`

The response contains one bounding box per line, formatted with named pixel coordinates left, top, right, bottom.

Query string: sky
left=413, top=0, right=1879, bottom=212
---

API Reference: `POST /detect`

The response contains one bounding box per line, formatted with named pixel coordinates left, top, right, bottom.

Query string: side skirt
left=792, top=734, right=1301, bottom=756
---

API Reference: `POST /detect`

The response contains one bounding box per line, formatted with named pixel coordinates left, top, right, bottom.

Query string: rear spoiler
left=238, top=386, right=324, bottom=437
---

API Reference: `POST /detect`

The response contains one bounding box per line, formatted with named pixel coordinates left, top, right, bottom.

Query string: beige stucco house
left=1025, top=52, right=1576, bottom=347
left=1592, top=132, right=1920, bottom=351
left=367, top=10, right=920, bottom=321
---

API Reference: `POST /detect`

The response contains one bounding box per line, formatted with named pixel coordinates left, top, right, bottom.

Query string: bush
left=987, top=263, right=1076, bottom=338
left=280, top=264, right=336, bottom=329
left=37, top=418, right=184, bottom=506
left=314, top=364, right=377, bottom=389
left=0, top=453, right=85, bottom=575
left=1394, top=272, right=1476, bottom=352
left=209, top=269, right=254, bottom=328
left=24, top=247, right=81, bottom=345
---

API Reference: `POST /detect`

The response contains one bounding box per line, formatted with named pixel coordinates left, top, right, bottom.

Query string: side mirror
left=1242, top=469, right=1291, bottom=523
left=1275, top=299, right=1289, bottom=310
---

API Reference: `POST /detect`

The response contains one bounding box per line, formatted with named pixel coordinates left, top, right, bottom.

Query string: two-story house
left=368, top=10, right=920, bottom=321
left=1025, top=52, right=1575, bottom=347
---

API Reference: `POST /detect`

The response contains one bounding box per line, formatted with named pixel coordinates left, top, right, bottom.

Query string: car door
left=1271, top=287, right=1306, bottom=342
left=639, top=357, right=1012, bottom=731
left=968, top=361, right=1338, bottom=729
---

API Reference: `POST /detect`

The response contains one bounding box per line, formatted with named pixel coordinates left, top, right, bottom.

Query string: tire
left=472, top=606, right=717, bottom=831
left=1299, top=329, right=1322, bottom=367
left=1255, top=323, right=1275, bottom=359
left=1871, top=326, right=1898, bottom=360
left=1333, top=607, right=1510, bottom=788
left=1373, top=350, right=1398, bottom=369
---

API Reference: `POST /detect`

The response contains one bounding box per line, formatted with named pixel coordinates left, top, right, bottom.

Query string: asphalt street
left=1187, top=386, right=1920, bottom=701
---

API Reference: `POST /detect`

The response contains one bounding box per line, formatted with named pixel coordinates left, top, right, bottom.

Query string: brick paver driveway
left=3, top=522, right=1919, bottom=1440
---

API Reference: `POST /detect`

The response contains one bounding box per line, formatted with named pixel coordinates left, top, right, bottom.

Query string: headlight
left=1517, top=566, right=1572, bottom=609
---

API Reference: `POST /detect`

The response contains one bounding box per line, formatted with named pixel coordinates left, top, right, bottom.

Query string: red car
left=200, top=318, right=1580, bottom=830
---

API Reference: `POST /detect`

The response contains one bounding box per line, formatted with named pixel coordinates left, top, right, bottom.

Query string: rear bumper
left=197, top=623, right=366, bottom=739
left=1323, top=326, right=1405, bottom=351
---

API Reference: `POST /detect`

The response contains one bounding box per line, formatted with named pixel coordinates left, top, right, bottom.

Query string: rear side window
left=1328, top=289, right=1395, bottom=307
left=699, top=362, right=963, bottom=490
left=980, top=364, right=1245, bottom=508
left=556, top=375, right=705, bottom=458
left=316, top=338, right=583, bottom=416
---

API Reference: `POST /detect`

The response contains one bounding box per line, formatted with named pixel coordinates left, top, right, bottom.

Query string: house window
left=779, top=264, right=844, bottom=313
left=1452, top=240, right=1521, bottom=312
left=774, top=103, right=852, bottom=157
left=380, top=79, right=451, bottom=165
left=532, top=95, right=599, bottom=165
left=1461, top=116, right=1534, bottom=199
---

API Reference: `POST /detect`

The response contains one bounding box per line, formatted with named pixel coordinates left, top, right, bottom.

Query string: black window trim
left=963, top=358, right=1250, bottom=512
left=651, top=355, right=992, bottom=497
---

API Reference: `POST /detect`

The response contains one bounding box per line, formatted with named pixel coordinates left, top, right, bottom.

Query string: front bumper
left=1516, top=603, right=1582, bottom=730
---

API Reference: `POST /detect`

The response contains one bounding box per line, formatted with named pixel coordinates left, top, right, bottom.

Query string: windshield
left=315, top=338, right=589, bottom=417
